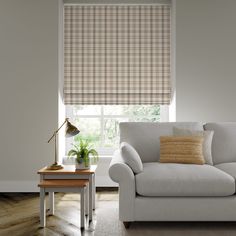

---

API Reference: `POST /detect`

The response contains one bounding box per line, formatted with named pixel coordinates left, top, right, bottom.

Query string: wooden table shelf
left=38, top=179, right=89, bottom=188
left=38, top=165, right=97, bottom=229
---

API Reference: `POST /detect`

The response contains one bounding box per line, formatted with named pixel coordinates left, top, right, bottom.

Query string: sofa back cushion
left=119, top=122, right=203, bottom=162
left=204, top=123, right=236, bottom=165
left=173, top=127, right=214, bottom=165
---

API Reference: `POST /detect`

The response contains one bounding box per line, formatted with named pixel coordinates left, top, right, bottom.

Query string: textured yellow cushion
left=159, top=136, right=205, bottom=165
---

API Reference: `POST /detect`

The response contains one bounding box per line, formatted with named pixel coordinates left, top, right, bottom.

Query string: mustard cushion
left=159, top=136, right=205, bottom=165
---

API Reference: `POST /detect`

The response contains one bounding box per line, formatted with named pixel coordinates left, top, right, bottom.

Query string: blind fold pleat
left=64, top=5, right=171, bottom=105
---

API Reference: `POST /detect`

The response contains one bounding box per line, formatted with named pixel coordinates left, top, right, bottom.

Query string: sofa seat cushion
left=215, top=163, right=236, bottom=179
left=135, top=163, right=235, bottom=197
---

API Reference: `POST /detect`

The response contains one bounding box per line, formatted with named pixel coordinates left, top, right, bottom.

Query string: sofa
left=109, top=122, right=236, bottom=228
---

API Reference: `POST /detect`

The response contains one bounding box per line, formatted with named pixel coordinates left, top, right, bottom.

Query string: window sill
left=63, top=155, right=112, bottom=165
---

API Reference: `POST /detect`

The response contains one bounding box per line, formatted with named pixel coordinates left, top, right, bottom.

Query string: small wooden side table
left=38, top=179, right=89, bottom=228
left=38, top=165, right=97, bottom=225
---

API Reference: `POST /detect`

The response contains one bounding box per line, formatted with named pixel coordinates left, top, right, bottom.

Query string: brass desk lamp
left=47, top=118, right=80, bottom=170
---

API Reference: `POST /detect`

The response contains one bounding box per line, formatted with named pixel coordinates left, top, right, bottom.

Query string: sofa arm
left=109, top=149, right=135, bottom=183
left=109, top=150, right=135, bottom=221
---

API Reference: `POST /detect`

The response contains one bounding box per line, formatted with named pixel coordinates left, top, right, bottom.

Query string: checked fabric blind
left=64, top=5, right=171, bottom=105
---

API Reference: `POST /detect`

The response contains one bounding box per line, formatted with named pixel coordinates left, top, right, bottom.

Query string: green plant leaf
left=68, top=149, right=77, bottom=157
left=68, top=138, right=99, bottom=164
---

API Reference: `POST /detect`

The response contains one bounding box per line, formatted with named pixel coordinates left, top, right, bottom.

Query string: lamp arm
left=47, top=118, right=69, bottom=143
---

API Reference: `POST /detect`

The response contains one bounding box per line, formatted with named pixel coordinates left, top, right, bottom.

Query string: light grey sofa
left=109, top=122, right=236, bottom=228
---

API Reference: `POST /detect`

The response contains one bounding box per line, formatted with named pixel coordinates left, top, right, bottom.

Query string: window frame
left=65, top=105, right=169, bottom=156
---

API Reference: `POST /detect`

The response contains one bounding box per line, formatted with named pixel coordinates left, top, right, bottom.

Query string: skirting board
left=0, top=176, right=117, bottom=192
left=0, top=181, right=39, bottom=192
left=95, top=176, right=118, bottom=187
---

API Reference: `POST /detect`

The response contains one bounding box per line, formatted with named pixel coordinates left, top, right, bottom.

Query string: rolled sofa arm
left=109, top=150, right=135, bottom=221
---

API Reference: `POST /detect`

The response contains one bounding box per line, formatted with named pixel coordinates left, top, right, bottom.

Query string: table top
left=38, top=165, right=97, bottom=175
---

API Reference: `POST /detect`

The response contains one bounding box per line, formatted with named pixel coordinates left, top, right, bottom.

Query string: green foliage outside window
left=67, top=105, right=160, bottom=151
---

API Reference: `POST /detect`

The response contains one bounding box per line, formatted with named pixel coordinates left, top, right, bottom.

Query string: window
left=63, top=3, right=172, bottom=156
left=66, top=105, right=168, bottom=155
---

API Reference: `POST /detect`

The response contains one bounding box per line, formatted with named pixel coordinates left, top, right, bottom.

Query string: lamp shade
left=65, top=120, right=80, bottom=137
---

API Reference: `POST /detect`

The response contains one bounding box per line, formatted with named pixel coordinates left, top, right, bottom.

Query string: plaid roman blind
left=64, top=5, right=171, bottom=105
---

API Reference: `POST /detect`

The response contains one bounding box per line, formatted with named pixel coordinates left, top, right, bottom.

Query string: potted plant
left=68, top=139, right=99, bottom=170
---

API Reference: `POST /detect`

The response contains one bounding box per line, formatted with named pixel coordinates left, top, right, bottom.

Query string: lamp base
left=46, top=162, right=64, bottom=170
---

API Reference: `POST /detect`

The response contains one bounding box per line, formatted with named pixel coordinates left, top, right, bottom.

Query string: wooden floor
left=1, top=191, right=236, bottom=236
left=0, top=191, right=118, bottom=236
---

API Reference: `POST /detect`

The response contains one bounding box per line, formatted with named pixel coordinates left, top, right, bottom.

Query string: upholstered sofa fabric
left=204, top=123, right=236, bottom=164
left=135, top=163, right=235, bottom=197
left=134, top=196, right=236, bottom=221
left=215, top=163, right=236, bottom=179
left=120, top=142, right=143, bottom=174
left=109, top=150, right=135, bottom=221
left=109, top=122, right=236, bottom=223
left=120, top=122, right=203, bottom=162
left=159, top=136, right=205, bottom=165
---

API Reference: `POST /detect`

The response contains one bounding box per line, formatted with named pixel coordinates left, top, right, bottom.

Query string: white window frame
left=65, top=105, right=169, bottom=156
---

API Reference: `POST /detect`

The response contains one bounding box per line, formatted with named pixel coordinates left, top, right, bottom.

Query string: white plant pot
left=76, top=161, right=90, bottom=170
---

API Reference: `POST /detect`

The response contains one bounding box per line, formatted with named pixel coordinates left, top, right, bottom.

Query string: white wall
left=176, top=0, right=236, bottom=122
left=0, top=0, right=59, bottom=191
left=1, top=0, right=236, bottom=191
left=94, top=157, right=118, bottom=187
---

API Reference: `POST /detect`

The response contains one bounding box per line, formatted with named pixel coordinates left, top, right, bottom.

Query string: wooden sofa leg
left=123, top=222, right=131, bottom=229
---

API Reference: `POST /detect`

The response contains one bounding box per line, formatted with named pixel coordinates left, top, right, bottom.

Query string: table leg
left=80, top=188, right=85, bottom=229
left=92, top=173, right=96, bottom=210
left=40, top=188, right=46, bottom=227
left=89, top=175, right=93, bottom=221
left=85, top=184, right=89, bottom=216
left=49, top=192, right=54, bottom=215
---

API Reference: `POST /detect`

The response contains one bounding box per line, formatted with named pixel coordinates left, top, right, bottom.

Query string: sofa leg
left=123, top=222, right=131, bottom=229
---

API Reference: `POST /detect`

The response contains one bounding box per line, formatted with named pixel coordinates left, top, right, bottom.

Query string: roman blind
left=64, top=5, right=171, bottom=105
